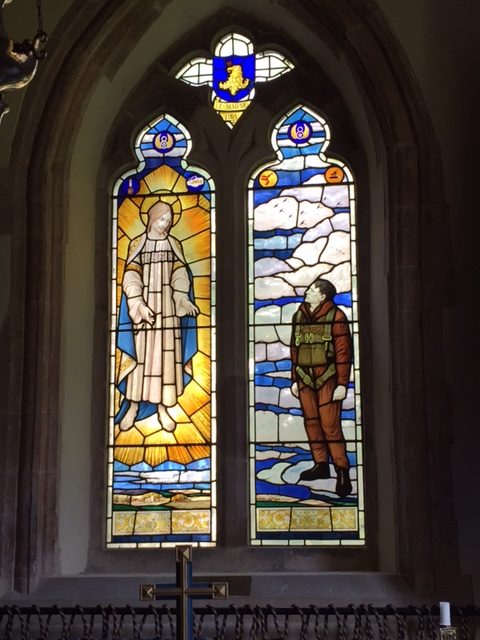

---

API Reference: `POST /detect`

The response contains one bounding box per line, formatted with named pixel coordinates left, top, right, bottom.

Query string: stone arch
left=1, top=0, right=458, bottom=599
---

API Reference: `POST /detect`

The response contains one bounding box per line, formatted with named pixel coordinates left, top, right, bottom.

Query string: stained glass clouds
left=248, top=105, right=365, bottom=545
left=108, top=114, right=216, bottom=548
left=175, top=32, right=294, bottom=128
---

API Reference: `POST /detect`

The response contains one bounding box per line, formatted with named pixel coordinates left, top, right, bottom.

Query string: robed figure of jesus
left=116, top=201, right=199, bottom=433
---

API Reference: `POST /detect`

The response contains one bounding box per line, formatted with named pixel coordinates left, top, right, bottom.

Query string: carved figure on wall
left=0, top=0, right=47, bottom=124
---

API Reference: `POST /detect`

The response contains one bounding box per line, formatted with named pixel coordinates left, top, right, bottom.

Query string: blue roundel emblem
left=153, top=132, right=175, bottom=153
left=288, top=121, right=313, bottom=144
left=120, top=177, right=140, bottom=196
left=186, top=173, right=205, bottom=192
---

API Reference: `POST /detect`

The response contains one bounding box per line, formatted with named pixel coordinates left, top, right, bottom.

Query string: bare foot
left=119, top=402, right=138, bottom=431
left=158, top=405, right=176, bottom=432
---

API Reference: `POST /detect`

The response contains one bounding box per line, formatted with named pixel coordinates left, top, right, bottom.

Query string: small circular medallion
left=325, top=166, right=345, bottom=184
left=258, top=169, right=278, bottom=188
left=186, top=173, right=205, bottom=192
left=288, top=120, right=313, bottom=144
left=153, top=132, right=175, bottom=153
left=121, top=177, right=140, bottom=196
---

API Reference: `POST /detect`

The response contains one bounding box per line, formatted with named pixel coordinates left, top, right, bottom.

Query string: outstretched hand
left=139, top=302, right=155, bottom=326
left=180, top=299, right=200, bottom=316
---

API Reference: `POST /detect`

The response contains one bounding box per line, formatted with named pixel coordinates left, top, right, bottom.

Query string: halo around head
left=140, top=193, right=181, bottom=226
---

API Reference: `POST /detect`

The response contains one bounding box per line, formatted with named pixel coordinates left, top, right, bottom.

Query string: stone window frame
left=1, top=0, right=459, bottom=600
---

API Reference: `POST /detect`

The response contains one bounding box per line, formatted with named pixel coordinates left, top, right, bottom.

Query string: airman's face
left=305, top=283, right=326, bottom=308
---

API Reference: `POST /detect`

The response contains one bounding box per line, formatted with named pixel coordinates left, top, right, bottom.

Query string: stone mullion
left=216, top=158, right=248, bottom=549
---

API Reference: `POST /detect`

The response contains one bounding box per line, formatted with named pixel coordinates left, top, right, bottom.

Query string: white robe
left=121, top=234, right=191, bottom=407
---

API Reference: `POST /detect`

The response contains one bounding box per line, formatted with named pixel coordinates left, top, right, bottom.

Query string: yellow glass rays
left=108, top=114, right=216, bottom=548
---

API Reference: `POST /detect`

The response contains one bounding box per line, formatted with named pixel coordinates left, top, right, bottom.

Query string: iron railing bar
left=1, top=605, right=480, bottom=616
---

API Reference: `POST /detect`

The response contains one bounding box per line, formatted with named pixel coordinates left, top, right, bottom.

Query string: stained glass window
left=175, top=32, right=294, bottom=128
left=248, top=105, right=364, bottom=546
left=107, top=114, right=216, bottom=548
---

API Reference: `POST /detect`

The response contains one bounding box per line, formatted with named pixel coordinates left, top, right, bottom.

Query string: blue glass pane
left=249, top=104, right=364, bottom=546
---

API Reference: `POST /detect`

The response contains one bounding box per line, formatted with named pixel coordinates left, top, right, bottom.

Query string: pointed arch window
left=107, top=115, right=217, bottom=548
left=248, top=106, right=364, bottom=545
left=105, top=37, right=365, bottom=550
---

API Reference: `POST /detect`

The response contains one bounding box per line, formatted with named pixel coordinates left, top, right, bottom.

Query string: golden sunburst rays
left=194, top=276, right=211, bottom=301
left=172, top=204, right=210, bottom=242
left=114, top=427, right=145, bottom=466
left=113, top=351, right=212, bottom=466
left=144, top=446, right=169, bottom=467
left=117, top=197, right=144, bottom=240
left=113, top=161, right=214, bottom=470
left=113, top=403, right=211, bottom=467
left=117, top=233, right=130, bottom=257
left=182, top=230, right=211, bottom=267
left=195, top=299, right=211, bottom=320
left=116, top=165, right=211, bottom=273
left=190, top=403, right=211, bottom=440
left=179, top=378, right=210, bottom=415
left=143, top=164, right=181, bottom=194
left=192, top=351, right=211, bottom=392
left=197, top=328, right=211, bottom=357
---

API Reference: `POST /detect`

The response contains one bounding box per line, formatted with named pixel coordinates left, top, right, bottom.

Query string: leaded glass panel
left=175, top=32, right=294, bottom=128
left=107, top=114, right=216, bottom=548
left=248, top=105, right=365, bottom=546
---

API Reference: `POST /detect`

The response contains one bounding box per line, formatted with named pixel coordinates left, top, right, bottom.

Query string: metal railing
left=1, top=604, right=479, bottom=640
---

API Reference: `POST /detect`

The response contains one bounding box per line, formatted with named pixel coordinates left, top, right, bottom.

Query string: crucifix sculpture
left=140, top=545, right=228, bottom=640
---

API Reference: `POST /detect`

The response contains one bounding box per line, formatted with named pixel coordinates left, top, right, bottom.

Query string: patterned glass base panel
left=107, top=114, right=216, bottom=548
left=248, top=105, right=365, bottom=546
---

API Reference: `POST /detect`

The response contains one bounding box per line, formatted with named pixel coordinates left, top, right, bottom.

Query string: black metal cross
left=140, top=545, right=228, bottom=640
